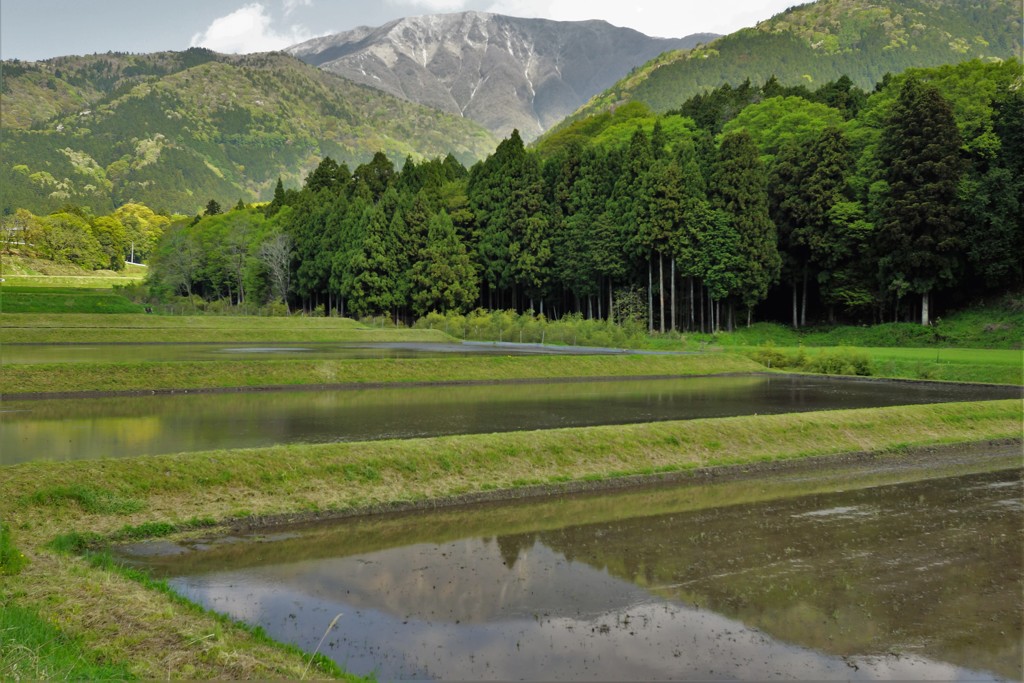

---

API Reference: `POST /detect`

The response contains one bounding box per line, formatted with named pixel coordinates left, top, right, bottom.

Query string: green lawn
left=0, top=288, right=146, bottom=314
left=736, top=344, right=1022, bottom=385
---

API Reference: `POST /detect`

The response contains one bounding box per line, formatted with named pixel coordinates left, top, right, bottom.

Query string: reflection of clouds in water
left=244, top=539, right=645, bottom=623
left=168, top=539, right=999, bottom=681
left=791, top=505, right=877, bottom=519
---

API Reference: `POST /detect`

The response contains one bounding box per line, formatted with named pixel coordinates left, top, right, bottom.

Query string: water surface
left=2, top=374, right=1017, bottom=463
left=119, top=451, right=1023, bottom=680
left=0, top=341, right=639, bottom=364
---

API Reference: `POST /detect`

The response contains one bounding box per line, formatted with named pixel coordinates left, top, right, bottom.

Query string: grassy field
left=414, top=306, right=1023, bottom=384
left=848, top=347, right=1021, bottom=384
left=1, top=254, right=146, bottom=291
left=418, top=302, right=1024, bottom=351
left=0, top=275, right=145, bottom=288
left=1, top=312, right=368, bottom=329
left=1, top=254, right=146, bottom=279
left=1, top=287, right=147, bottom=314
left=1, top=400, right=1019, bottom=679
left=738, top=344, right=1023, bottom=385
left=0, top=311, right=450, bottom=343
left=3, top=354, right=761, bottom=395
left=2, top=300, right=1020, bottom=677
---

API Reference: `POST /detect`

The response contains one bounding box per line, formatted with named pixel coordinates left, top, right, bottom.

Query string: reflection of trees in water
left=535, top=469, right=1023, bottom=680
left=494, top=532, right=535, bottom=569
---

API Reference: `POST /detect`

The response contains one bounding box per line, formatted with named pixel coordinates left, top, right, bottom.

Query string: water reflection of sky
left=4, top=374, right=1018, bottom=464
left=0, top=341, right=634, bottom=364
left=169, top=534, right=1004, bottom=681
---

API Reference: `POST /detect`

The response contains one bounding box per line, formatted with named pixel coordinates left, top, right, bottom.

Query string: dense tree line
left=3, top=203, right=170, bottom=270
left=23, top=59, right=1018, bottom=329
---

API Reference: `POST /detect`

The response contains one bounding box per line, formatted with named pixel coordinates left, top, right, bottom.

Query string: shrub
left=805, top=348, right=873, bottom=376
left=261, top=300, right=290, bottom=317
left=747, top=345, right=791, bottom=369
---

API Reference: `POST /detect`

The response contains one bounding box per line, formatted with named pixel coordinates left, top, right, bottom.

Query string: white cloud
left=385, top=0, right=474, bottom=13
left=190, top=3, right=315, bottom=53
left=283, top=0, right=313, bottom=16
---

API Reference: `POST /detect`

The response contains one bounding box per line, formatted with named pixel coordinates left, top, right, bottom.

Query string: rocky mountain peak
left=288, top=12, right=716, bottom=140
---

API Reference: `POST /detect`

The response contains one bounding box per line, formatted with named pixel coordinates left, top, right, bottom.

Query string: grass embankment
left=1, top=400, right=1019, bottom=678
left=1, top=312, right=449, bottom=344
left=417, top=303, right=1024, bottom=350
left=3, top=354, right=759, bottom=395
left=0, top=254, right=146, bottom=289
left=0, top=287, right=147, bottom=314
left=743, top=345, right=1023, bottom=385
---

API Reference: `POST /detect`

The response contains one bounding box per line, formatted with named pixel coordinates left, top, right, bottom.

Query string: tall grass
left=415, top=309, right=651, bottom=348
left=0, top=603, right=135, bottom=680
left=0, top=523, right=28, bottom=576
left=414, top=300, right=1022, bottom=352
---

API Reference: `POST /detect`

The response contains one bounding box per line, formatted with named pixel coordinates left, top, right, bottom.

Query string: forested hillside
left=564, top=0, right=1021, bottom=124
left=0, top=50, right=497, bottom=216
left=96, top=59, right=1019, bottom=329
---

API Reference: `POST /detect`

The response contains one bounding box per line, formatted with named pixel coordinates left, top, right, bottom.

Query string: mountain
left=563, top=0, right=1022, bottom=123
left=287, top=12, right=716, bottom=140
left=0, top=49, right=497, bottom=215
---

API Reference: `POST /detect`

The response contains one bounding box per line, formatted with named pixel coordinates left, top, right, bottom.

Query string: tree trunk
left=670, top=258, right=676, bottom=332
left=800, top=266, right=808, bottom=328
left=699, top=284, right=705, bottom=333
left=747, top=307, right=752, bottom=328
left=597, top=292, right=602, bottom=320
left=647, top=255, right=654, bottom=334
left=608, top=278, right=614, bottom=323
left=658, top=252, right=665, bottom=334
left=689, top=277, right=695, bottom=331
left=792, top=280, right=799, bottom=330
left=921, top=290, right=930, bottom=326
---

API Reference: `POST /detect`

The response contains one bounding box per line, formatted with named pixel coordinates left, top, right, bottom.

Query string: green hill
left=561, top=0, right=1022, bottom=125
left=0, top=49, right=497, bottom=215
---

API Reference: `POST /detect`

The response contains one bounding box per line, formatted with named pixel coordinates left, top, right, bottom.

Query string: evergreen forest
left=8, top=59, right=1022, bottom=330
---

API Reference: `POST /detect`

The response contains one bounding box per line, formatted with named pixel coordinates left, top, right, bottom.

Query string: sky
left=1, top=0, right=801, bottom=62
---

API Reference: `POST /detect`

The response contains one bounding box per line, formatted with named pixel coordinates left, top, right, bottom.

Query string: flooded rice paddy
left=2, top=374, right=1018, bottom=464
left=119, top=448, right=1023, bottom=680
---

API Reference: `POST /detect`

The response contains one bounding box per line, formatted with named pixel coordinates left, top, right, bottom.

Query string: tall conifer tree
left=710, top=130, right=780, bottom=325
left=876, top=77, right=963, bottom=325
